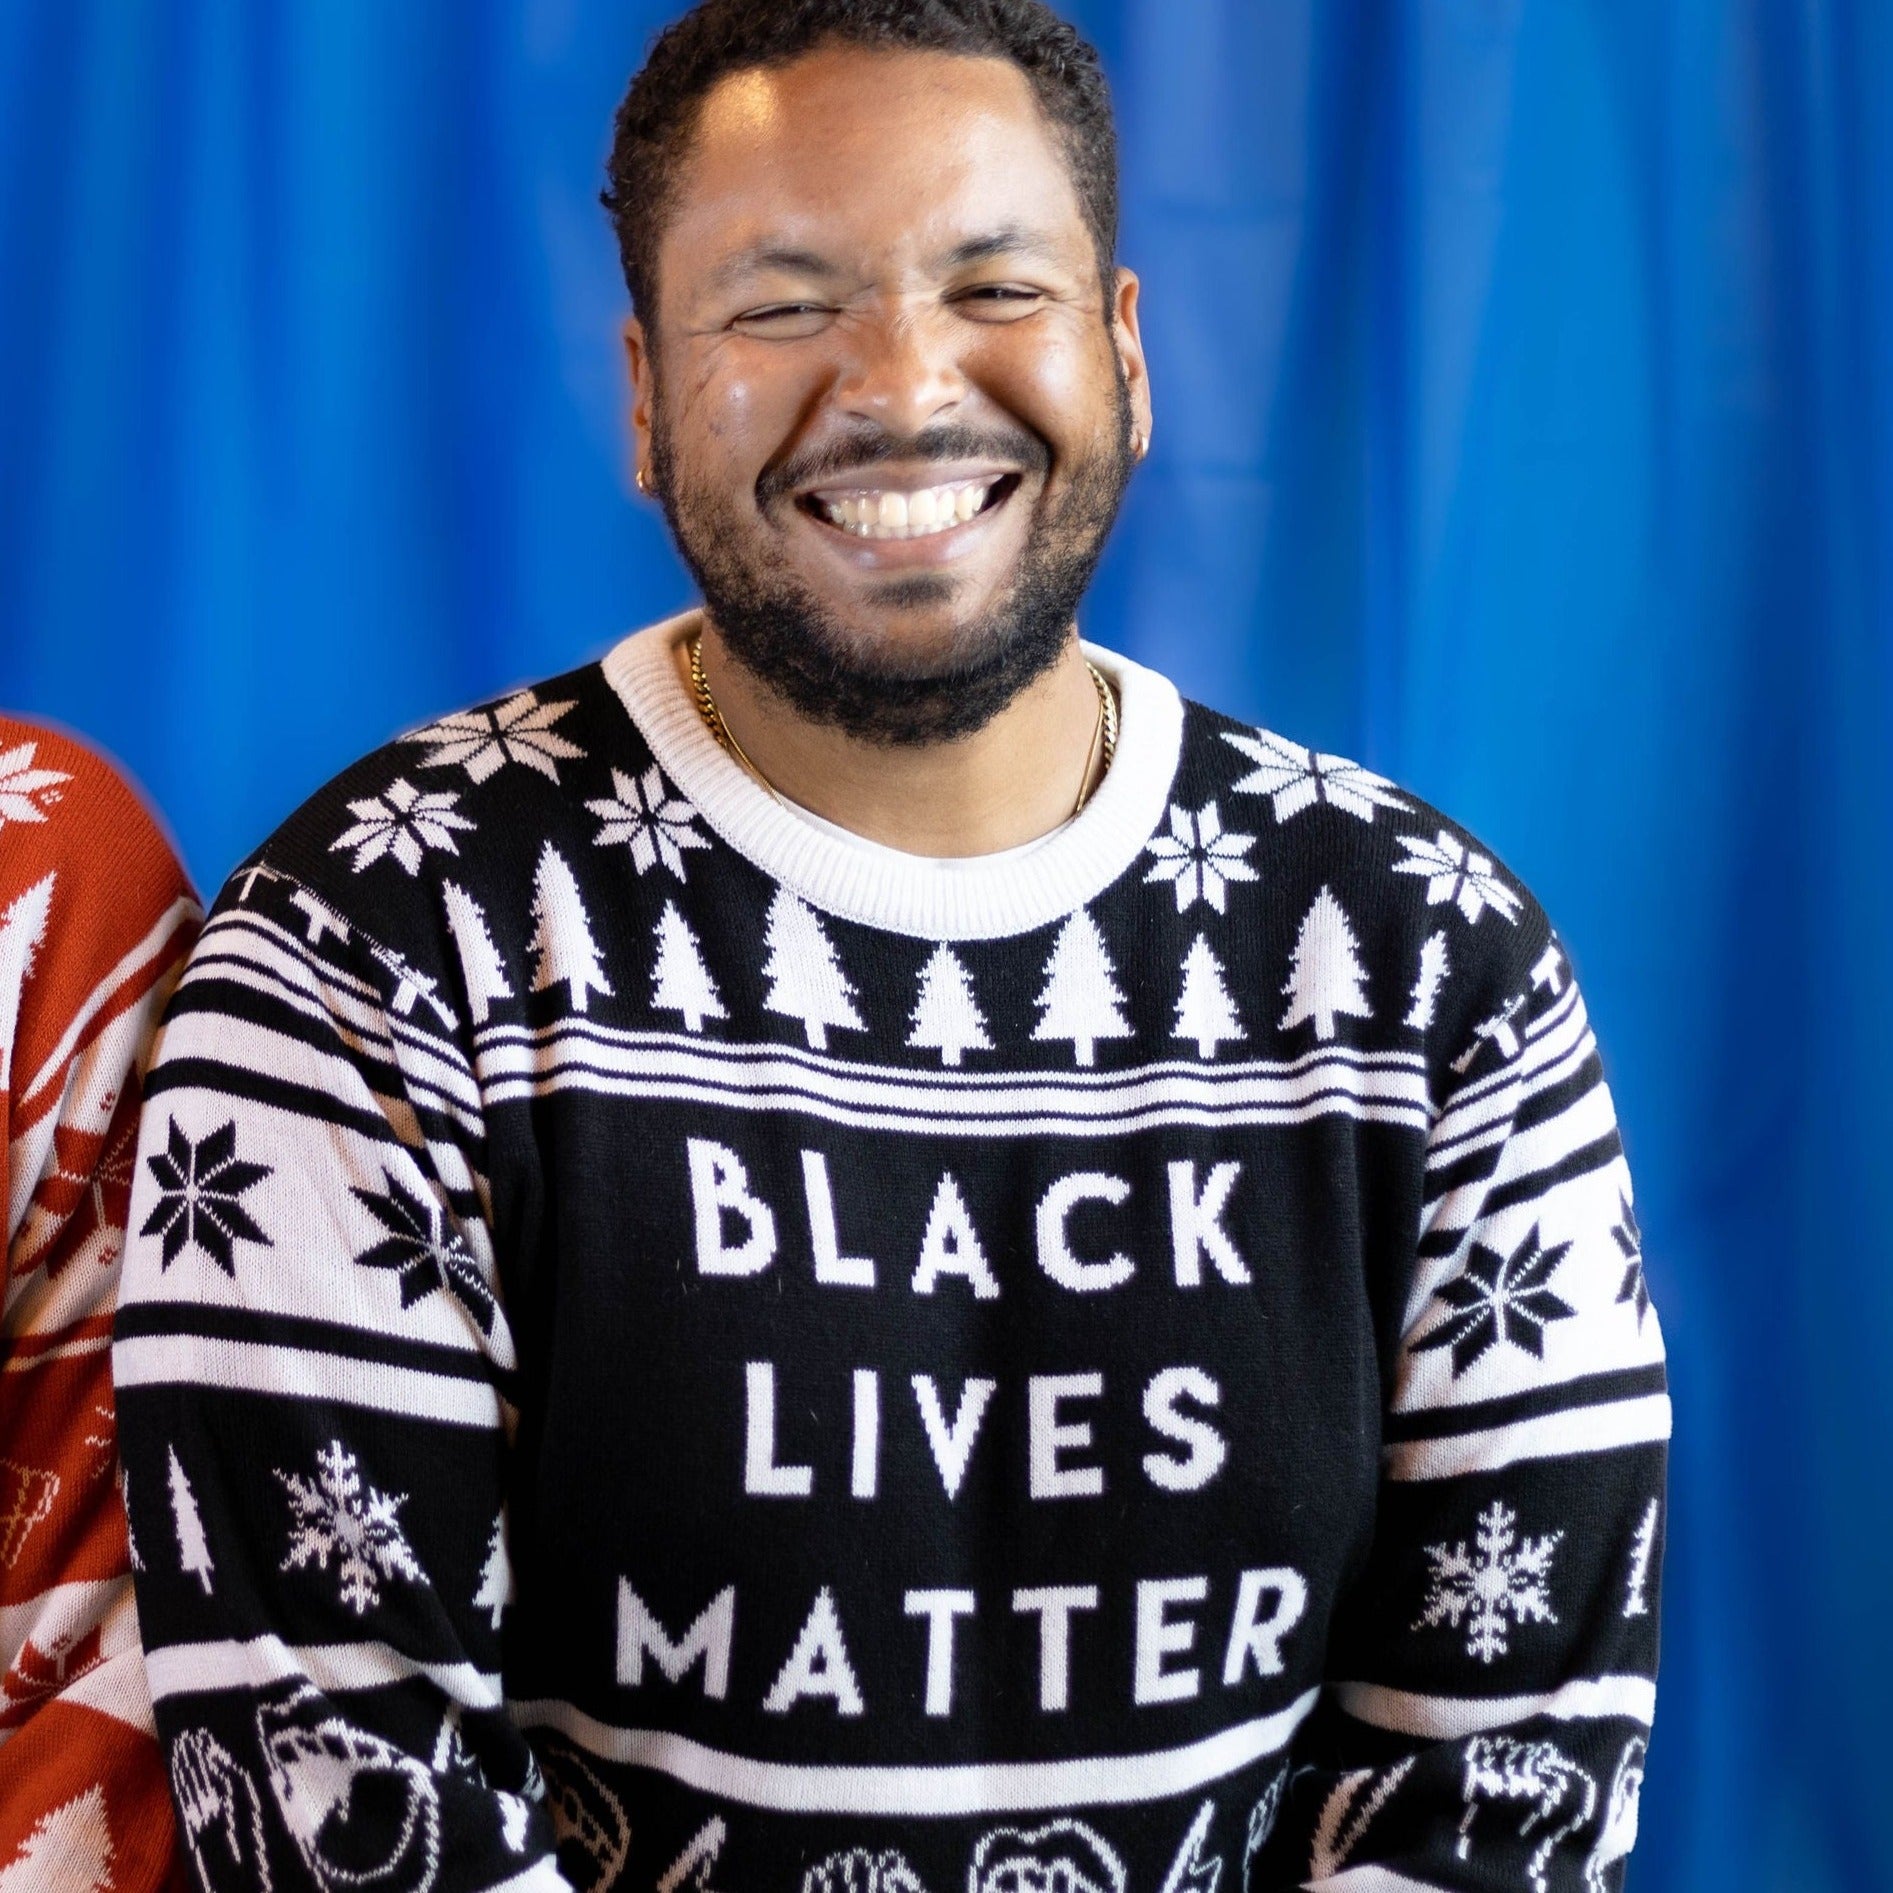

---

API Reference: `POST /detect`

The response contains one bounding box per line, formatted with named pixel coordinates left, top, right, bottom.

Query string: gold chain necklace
left=687, top=633, right=1118, bottom=818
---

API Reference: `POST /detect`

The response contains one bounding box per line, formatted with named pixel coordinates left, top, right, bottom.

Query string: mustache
left=758, top=423, right=1051, bottom=504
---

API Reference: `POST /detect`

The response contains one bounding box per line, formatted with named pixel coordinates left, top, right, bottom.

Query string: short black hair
left=601, top=0, right=1119, bottom=324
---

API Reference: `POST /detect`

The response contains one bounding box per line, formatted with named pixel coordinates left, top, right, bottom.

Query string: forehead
left=659, top=46, right=1092, bottom=291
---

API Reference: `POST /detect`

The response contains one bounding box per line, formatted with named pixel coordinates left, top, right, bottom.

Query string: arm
left=114, top=860, right=571, bottom=1892
left=1267, top=930, right=1666, bottom=1891
left=1, top=719, right=198, bottom=1889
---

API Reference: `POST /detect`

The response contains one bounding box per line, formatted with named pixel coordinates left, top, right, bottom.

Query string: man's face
left=626, top=46, right=1151, bottom=744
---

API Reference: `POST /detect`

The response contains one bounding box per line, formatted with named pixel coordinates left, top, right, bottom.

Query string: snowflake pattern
left=1612, top=1193, right=1650, bottom=1326
left=1390, top=829, right=1523, bottom=925
left=401, top=689, right=584, bottom=784
left=586, top=764, right=712, bottom=879
left=1223, top=729, right=1410, bottom=824
left=139, top=1119, right=273, bottom=1274
left=329, top=777, right=474, bottom=875
left=1415, top=1500, right=1562, bottom=1662
left=1142, top=800, right=1260, bottom=913
left=276, top=1439, right=425, bottom=1616
left=1411, top=1226, right=1575, bottom=1376
left=0, top=740, right=72, bottom=827
left=350, top=1169, right=497, bottom=1335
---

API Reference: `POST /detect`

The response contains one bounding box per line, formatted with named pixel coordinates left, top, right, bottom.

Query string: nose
left=830, top=303, right=966, bottom=438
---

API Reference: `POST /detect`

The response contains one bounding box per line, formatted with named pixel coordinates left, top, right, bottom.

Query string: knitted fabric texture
left=116, top=619, right=1666, bottom=1893
left=2, top=715, right=198, bottom=1889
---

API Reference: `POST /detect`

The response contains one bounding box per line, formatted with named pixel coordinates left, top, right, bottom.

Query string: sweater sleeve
left=1263, top=927, right=1667, bottom=1892
left=113, top=860, right=571, bottom=1893
left=1, top=718, right=198, bottom=1890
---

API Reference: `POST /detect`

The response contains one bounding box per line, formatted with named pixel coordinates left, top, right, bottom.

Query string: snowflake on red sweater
left=0, top=739, right=72, bottom=828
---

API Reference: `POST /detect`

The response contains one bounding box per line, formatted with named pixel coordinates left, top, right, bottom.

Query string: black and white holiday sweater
left=115, top=613, right=1667, bottom=1893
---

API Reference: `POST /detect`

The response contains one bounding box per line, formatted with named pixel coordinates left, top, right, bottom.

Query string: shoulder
left=185, top=658, right=705, bottom=1040
left=217, top=658, right=645, bottom=916
left=1, top=713, right=194, bottom=908
left=0, top=712, right=198, bottom=1008
left=1164, top=697, right=1571, bottom=1098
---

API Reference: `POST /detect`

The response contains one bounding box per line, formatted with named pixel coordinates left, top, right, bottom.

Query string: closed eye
left=953, top=284, right=1047, bottom=321
left=731, top=304, right=835, bottom=337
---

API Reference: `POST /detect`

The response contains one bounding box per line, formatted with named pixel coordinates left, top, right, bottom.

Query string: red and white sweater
left=1, top=716, right=197, bottom=1889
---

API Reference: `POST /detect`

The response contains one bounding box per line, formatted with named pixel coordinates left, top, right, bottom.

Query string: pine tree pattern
left=651, top=902, right=728, bottom=1033
left=588, top=764, right=712, bottom=879
left=108, top=662, right=1665, bottom=1893
left=0, top=1787, right=115, bottom=1892
left=168, top=1447, right=214, bottom=1595
left=529, top=843, right=614, bottom=1014
left=1032, top=910, right=1133, bottom=1067
left=1279, top=888, right=1373, bottom=1041
left=474, top=1516, right=510, bottom=1630
left=908, top=946, right=993, bottom=1067
left=1171, top=935, right=1244, bottom=1059
left=369, top=938, right=458, bottom=1028
left=1404, top=932, right=1450, bottom=1030
left=762, top=891, right=865, bottom=1050
left=442, top=881, right=513, bottom=1024
left=1142, top=800, right=1259, bottom=913
left=0, top=873, right=53, bottom=997
left=402, top=689, right=584, bottom=784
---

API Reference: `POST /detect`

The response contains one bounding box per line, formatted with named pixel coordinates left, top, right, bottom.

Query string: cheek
left=672, top=348, right=809, bottom=466
left=976, top=323, right=1120, bottom=457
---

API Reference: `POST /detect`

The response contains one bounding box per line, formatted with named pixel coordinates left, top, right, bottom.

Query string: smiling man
left=115, top=5, right=1666, bottom=1892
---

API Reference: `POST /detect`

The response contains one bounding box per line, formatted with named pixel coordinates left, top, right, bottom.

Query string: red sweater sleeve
left=1, top=716, right=199, bottom=1889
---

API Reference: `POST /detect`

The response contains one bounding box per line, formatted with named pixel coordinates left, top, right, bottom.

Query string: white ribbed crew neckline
left=599, top=610, right=1185, bottom=942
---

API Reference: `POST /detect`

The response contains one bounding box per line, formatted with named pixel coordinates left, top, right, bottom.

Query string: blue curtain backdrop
left=5, top=4, right=1891, bottom=1885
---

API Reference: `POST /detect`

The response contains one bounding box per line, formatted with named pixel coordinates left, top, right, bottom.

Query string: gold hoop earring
left=1132, top=432, right=1149, bottom=463
left=635, top=464, right=654, bottom=497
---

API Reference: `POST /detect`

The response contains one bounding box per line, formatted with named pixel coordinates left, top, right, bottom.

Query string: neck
left=679, top=622, right=1107, bottom=857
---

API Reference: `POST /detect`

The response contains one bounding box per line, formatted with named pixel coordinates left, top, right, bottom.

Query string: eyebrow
left=706, top=245, right=845, bottom=293
left=939, top=225, right=1066, bottom=269
left=706, top=224, right=1069, bottom=295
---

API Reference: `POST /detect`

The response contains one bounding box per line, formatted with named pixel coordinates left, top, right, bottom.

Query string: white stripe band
left=1333, top=1674, right=1655, bottom=1739
left=1382, top=1393, right=1671, bottom=1480
left=512, top=1690, right=1320, bottom=1816
left=113, top=1333, right=507, bottom=1431
left=470, top=1035, right=1431, bottom=1136
left=1310, top=1868, right=1458, bottom=1893
left=144, top=1634, right=502, bottom=1709
left=482, top=1069, right=1431, bottom=1136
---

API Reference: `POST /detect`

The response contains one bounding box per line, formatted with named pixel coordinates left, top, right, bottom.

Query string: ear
left=1111, top=267, right=1153, bottom=454
left=623, top=316, right=657, bottom=492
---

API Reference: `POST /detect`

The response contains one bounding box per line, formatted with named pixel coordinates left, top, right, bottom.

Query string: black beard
left=649, top=384, right=1134, bottom=747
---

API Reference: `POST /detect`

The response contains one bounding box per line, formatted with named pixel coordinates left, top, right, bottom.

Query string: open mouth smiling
left=795, top=472, right=1023, bottom=541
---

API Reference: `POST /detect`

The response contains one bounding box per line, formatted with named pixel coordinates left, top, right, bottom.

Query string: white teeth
left=815, top=478, right=1002, bottom=539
